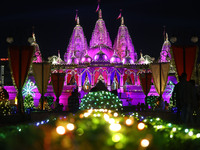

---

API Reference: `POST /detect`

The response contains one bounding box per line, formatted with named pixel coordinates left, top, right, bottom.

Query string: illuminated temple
left=5, top=9, right=179, bottom=110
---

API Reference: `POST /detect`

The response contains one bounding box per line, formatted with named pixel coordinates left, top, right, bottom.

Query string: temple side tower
left=31, top=32, right=42, bottom=63
left=160, top=33, right=171, bottom=62
left=113, top=17, right=137, bottom=62
left=64, top=15, right=88, bottom=63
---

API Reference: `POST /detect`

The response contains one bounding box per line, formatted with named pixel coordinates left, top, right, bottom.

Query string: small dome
left=110, top=52, right=121, bottom=63
left=93, top=50, right=108, bottom=62
left=81, top=53, right=92, bottom=63
left=122, top=55, right=134, bottom=65
left=67, top=54, right=79, bottom=64
left=138, top=52, right=145, bottom=64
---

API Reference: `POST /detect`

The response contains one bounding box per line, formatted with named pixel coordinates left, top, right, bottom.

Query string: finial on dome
left=121, top=16, right=124, bottom=25
left=58, top=50, right=60, bottom=58
left=140, top=52, right=143, bottom=58
left=32, top=26, right=36, bottom=42
left=166, top=33, right=168, bottom=41
left=99, top=9, right=102, bottom=19
left=75, top=9, right=80, bottom=25
left=76, top=17, right=80, bottom=25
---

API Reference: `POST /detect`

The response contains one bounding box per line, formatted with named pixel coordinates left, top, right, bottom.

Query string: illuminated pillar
left=78, top=74, right=82, bottom=92
left=134, top=73, right=138, bottom=85
left=91, top=73, right=94, bottom=87
left=107, top=73, right=111, bottom=91
left=120, top=74, right=124, bottom=93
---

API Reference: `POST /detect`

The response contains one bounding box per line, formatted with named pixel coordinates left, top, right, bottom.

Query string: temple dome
left=93, top=49, right=108, bottom=62
left=122, top=51, right=134, bottom=65
left=110, top=51, right=121, bottom=64
left=81, top=53, right=92, bottom=63
left=138, top=52, right=146, bottom=64
left=67, top=53, right=79, bottom=64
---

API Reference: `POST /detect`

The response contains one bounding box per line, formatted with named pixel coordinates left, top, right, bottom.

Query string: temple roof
left=110, top=51, right=121, bottom=64
left=64, top=16, right=88, bottom=63
left=81, top=50, right=92, bottom=64
left=113, top=17, right=136, bottom=62
left=122, top=50, right=134, bottom=65
left=89, top=9, right=112, bottom=49
left=93, top=46, right=109, bottom=62
left=67, top=51, right=79, bottom=65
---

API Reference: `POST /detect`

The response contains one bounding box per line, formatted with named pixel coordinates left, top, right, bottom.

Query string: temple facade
left=46, top=9, right=176, bottom=109
left=4, top=9, right=179, bottom=110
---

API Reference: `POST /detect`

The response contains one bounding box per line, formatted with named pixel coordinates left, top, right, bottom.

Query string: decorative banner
left=51, top=73, right=65, bottom=102
left=8, top=46, right=34, bottom=90
left=151, top=63, right=170, bottom=96
left=172, top=46, right=198, bottom=81
left=32, top=63, right=51, bottom=94
left=8, top=46, right=34, bottom=113
left=139, top=73, right=152, bottom=96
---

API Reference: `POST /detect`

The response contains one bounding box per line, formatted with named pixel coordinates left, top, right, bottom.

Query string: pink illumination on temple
left=110, top=51, right=121, bottom=64
left=64, top=16, right=88, bottom=63
left=4, top=8, right=179, bottom=111
left=32, top=32, right=42, bottom=63
left=113, top=17, right=137, bottom=62
left=160, top=33, right=171, bottom=62
left=88, top=9, right=113, bottom=59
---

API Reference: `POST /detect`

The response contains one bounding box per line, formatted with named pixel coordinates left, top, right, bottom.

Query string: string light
left=56, top=126, right=66, bottom=135
left=140, top=139, right=149, bottom=147
left=125, top=119, right=133, bottom=126
left=137, top=122, right=145, bottom=130
left=109, top=123, right=121, bottom=132
left=67, top=123, right=75, bottom=131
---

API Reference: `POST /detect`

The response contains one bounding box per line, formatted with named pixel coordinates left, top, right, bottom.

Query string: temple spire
left=121, top=16, right=124, bottom=25
left=99, top=9, right=102, bottom=19
left=58, top=50, right=60, bottom=58
left=76, top=17, right=80, bottom=25
left=166, top=33, right=168, bottom=41
left=31, top=30, right=42, bottom=63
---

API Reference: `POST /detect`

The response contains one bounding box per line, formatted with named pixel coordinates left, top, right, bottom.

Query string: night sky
left=0, top=0, right=200, bottom=62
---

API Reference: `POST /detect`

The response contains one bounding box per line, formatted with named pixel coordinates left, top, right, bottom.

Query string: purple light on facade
left=160, top=33, right=171, bottom=62
left=32, top=33, right=42, bottom=63
left=93, top=50, right=108, bottom=62
left=113, top=17, right=137, bottom=62
left=67, top=53, right=79, bottom=64
left=81, top=53, right=92, bottom=63
left=64, top=16, right=88, bottom=63
left=122, top=55, right=134, bottom=64
left=88, top=9, right=113, bottom=59
left=110, top=52, right=121, bottom=63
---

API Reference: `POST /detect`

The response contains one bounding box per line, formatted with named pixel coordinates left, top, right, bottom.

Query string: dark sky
left=0, top=0, right=200, bottom=61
